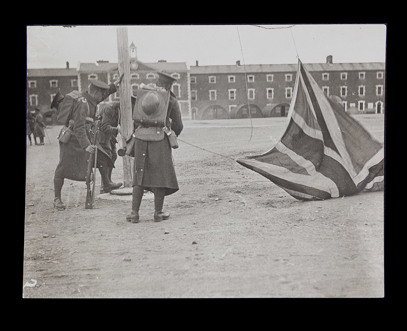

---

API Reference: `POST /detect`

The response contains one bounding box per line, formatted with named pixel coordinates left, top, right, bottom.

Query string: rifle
left=85, top=119, right=99, bottom=209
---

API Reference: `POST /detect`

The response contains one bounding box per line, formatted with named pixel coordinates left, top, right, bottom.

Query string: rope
left=177, top=137, right=237, bottom=162
left=289, top=26, right=300, bottom=59
left=236, top=26, right=254, bottom=142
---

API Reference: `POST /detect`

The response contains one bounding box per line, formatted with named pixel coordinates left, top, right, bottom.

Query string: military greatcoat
left=98, top=102, right=120, bottom=167
left=54, top=85, right=116, bottom=181
left=132, top=92, right=183, bottom=196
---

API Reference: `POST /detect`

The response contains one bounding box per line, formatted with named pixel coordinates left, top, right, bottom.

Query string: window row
left=190, top=71, right=384, bottom=84
left=28, top=79, right=78, bottom=89
left=191, top=74, right=293, bottom=84
left=191, top=88, right=293, bottom=101
left=331, top=85, right=384, bottom=97
left=191, top=84, right=384, bottom=102
left=89, top=72, right=181, bottom=81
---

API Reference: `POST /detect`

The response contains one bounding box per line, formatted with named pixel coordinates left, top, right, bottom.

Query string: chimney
left=66, top=61, right=69, bottom=69
left=236, top=60, right=241, bottom=66
left=326, top=55, right=333, bottom=64
left=195, top=60, right=199, bottom=66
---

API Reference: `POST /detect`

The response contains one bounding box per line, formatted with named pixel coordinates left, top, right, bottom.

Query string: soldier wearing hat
left=33, top=108, right=46, bottom=145
left=98, top=101, right=122, bottom=193
left=126, top=71, right=183, bottom=223
left=53, top=76, right=122, bottom=210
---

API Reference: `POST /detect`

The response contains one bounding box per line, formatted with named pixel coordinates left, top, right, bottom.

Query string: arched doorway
left=201, top=105, right=229, bottom=120
left=262, top=103, right=290, bottom=117
left=232, top=104, right=263, bottom=118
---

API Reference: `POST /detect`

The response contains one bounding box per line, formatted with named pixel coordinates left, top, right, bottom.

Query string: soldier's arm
left=169, top=98, right=183, bottom=136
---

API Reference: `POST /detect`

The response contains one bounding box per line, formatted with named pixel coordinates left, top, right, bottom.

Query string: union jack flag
left=237, top=60, right=384, bottom=200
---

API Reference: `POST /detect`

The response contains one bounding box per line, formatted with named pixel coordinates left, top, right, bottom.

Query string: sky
left=26, top=24, right=387, bottom=69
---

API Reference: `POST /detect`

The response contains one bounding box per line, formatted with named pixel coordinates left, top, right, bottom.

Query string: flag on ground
left=236, top=60, right=384, bottom=200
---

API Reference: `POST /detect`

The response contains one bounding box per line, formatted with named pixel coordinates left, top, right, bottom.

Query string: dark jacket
left=99, top=102, right=120, bottom=163
left=54, top=84, right=116, bottom=181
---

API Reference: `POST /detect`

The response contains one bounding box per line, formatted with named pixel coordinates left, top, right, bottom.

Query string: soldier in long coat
left=53, top=79, right=120, bottom=210
left=126, top=71, right=183, bottom=223
left=98, top=101, right=122, bottom=193
left=34, top=108, right=46, bottom=145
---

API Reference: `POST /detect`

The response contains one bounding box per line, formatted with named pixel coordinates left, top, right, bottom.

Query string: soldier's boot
left=99, top=166, right=122, bottom=193
left=126, top=185, right=143, bottom=223
left=53, top=177, right=66, bottom=211
left=153, top=189, right=170, bottom=222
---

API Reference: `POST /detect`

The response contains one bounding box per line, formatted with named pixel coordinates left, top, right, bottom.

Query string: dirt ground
left=23, top=115, right=384, bottom=298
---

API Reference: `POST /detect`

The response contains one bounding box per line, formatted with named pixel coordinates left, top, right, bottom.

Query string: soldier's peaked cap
left=157, top=71, right=177, bottom=83
left=89, top=79, right=110, bottom=89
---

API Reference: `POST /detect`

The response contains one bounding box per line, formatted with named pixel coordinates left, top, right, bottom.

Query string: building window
left=322, top=73, right=329, bottom=81
left=266, top=74, right=274, bottom=82
left=340, top=72, right=347, bottom=80
left=209, top=76, right=216, bottom=84
left=358, top=85, right=365, bottom=97
left=71, top=79, right=78, bottom=87
left=190, top=76, right=196, bottom=84
left=228, top=75, right=235, bottom=83
left=247, top=75, right=255, bottom=82
left=171, top=73, right=180, bottom=79
left=376, top=101, right=384, bottom=114
left=285, top=74, right=293, bottom=82
left=130, top=73, right=139, bottom=79
left=340, top=86, right=348, bottom=98
left=146, top=73, right=156, bottom=79
left=228, top=89, right=236, bottom=100
left=358, top=100, right=365, bottom=111
left=248, top=88, right=255, bottom=100
left=28, top=80, right=37, bottom=88
left=49, top=80, right=58, bottom=88
left=359, top=72, right=365, bottom=79
left=285, top=87, right=293, bottom=99
left=322, top=86, right=330, bottom=96
left=376, top=85, right=384, bottom=96
left=172, top=83, right=181, bottom=98
left=191, top=90, right=197, bottom=101
left=377, top=71, right=384, bottom=79
left=209, top=90, right=217, bottom=100
left=88, top=74, right=98, bottom=80
left=29, top=95, right=38, bottom=106
left=266, top=88, right=274, bottom=99
left=342, top=101, right=348, bottom=112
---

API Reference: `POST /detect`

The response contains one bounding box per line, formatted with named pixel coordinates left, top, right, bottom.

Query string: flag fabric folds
left=236, top=60, right=384, bottom=200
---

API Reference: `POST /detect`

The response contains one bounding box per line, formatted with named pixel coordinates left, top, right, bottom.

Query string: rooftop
left=78, top=60, right=188, bottom=73
left=190, top=62, right=385, bottom=74
left=27, top=68, right=78, bottom=77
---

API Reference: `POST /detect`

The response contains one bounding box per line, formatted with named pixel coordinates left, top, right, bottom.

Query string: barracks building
left=27, top=52, right=385, bottom=125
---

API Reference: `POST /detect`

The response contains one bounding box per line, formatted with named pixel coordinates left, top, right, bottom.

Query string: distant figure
left=33, top=108, right=46, bottom=145
left=26, top=109, right=36, bottom=146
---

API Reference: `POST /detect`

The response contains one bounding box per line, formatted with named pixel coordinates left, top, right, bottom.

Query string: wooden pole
left=116, top=27, right=133, bottom=187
